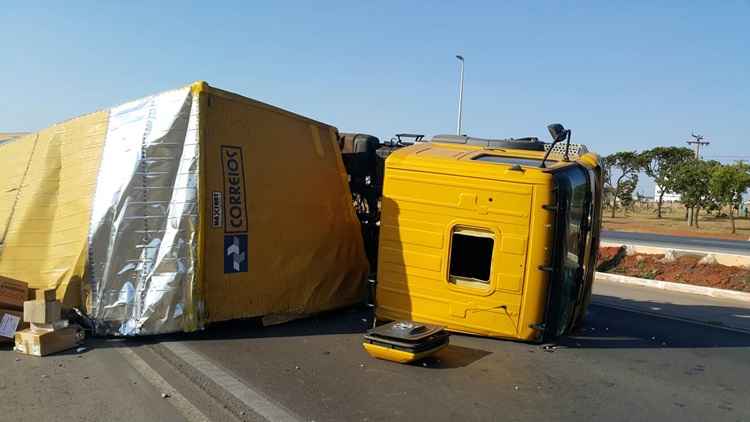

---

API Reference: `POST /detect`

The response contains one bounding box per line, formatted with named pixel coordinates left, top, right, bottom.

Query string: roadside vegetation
left=602, top=147, right=750, bottom=236
left=603, top=205, right=750, bottom=240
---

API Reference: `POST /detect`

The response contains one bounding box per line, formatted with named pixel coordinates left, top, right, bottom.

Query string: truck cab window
left=449, top=228, right=494, bottom=285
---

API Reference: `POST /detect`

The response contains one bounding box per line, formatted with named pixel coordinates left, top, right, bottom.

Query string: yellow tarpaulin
left=0, top=112, right=108, bottom=307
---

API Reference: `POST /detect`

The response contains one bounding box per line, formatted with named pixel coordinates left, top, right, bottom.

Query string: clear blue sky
left=2, top=2, right=748, bottom=193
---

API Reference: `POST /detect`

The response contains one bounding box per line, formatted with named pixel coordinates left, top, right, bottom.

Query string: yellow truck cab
left=373, top=132, right=603, bottom=342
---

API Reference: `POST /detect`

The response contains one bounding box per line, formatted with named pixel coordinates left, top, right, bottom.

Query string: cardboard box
left=30, top=319, right=69, bottom=332
left=34, top=289, right=57, bottom=302
left=14, top=325, right=83, bottom=356
left=0, top=308, right=29, bottom=343
left=23, top=300, right=62, bottom=324
left=0, top=276, right=28, bottom=310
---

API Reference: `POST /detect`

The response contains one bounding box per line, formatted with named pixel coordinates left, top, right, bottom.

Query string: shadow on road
left=416, top=344, right=492, bottom=369
left=78, top=294, right=750, bottom=354
left=561, top=296, right=750, bottom=349
left=84, top=305, right=374, bottom=351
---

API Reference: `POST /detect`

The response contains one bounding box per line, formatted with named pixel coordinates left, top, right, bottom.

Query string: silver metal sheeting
left=86, top=87, right=201, bottom=335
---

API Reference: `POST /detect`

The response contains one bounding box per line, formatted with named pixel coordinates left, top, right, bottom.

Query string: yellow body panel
left=198, top=85, right=368, bottom=323
left=376, top=142, right=568, bottom=341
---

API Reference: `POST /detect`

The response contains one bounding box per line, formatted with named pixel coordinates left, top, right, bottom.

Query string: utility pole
left=685, top=132, right=710, bottom=227
left=687, top=132, right=710, bottom=159
left=455, top=55, right=464, bottom=136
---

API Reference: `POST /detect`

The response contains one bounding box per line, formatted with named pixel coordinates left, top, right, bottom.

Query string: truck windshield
left=546, top=164, right=591, bottom=339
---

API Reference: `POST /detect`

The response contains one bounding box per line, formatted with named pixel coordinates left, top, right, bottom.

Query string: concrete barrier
left=595, top=271, right=750, bottom=303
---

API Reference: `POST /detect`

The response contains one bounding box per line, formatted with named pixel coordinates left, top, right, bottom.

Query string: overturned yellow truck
left=0, top=82, right=368, bottom=335
left=343, top=131, right=603, bottom=342
left=0, top=81, right=602, bottom=342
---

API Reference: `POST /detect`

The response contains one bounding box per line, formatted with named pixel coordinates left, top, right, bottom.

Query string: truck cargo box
left=0, top=82, right=369, bottom=335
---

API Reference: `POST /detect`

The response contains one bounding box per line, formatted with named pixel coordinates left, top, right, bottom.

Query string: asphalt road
left=5, top=282, right=749, bottom=422
left=0, top=338, right=239, bottom=422
left=162, top=288, right=750, bottom=422
left=602, top=229, right=750, bottom=255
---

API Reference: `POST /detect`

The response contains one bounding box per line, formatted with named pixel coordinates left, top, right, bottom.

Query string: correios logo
left=224, top=235, right=248, bottom=273
left=220, top=145, right=248, bottom=273
left=221, top=146, right=247, bottom=233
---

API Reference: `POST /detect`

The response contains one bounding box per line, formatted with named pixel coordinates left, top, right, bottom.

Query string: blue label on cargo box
left=224, top=234, right=248, bottom=273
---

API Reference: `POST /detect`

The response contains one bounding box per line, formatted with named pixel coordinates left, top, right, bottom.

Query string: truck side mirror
left=541, top=123, right=572, bottom=168
left=547, top=124, right=567, bottom=143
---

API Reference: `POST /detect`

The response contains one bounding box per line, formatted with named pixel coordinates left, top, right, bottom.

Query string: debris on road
left=362, top=320, right=449, bottom=364
left=0, top=277, right=30, bottom=344
left=14, top=289, right=85, bottom=357
left=0, top=276, right=28, bottom=310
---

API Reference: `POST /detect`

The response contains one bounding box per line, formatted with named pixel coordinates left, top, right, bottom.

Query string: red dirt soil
left=597, top=247, right=750, bottom=293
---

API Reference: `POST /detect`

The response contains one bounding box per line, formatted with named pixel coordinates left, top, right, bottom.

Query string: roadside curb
left=600, top=241, right=750, bottom=267
left=595, top=271, right=750, bottom=303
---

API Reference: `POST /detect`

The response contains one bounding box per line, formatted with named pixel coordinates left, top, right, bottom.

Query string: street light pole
left=455, top=55, right=464, bottom=135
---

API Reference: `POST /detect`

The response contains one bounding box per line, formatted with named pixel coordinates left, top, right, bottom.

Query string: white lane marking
left=118, top=347, right=210, bottom=422
left=161, top=341, right=299, bottom=422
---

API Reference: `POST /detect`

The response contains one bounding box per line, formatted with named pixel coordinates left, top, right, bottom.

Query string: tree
left=672, top=160, right=720, bottom=228
left=617, top=178, right=638, bottom=215
left=603, top=152, right=644, bottom=218
left=641, top=147, right=694, bottom=218
left=709, top=163, right=750, bottom=233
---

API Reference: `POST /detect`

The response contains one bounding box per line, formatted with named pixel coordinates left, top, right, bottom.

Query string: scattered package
left=0, top=276, right=28, bottom=310
left=13, top=288, right=84, bottom=356
left=0, top=277, right=30, bottom=343
left=0, top=308, right=28, bottom=343
left=23, top=300, right=62, bottom=324
left=14, top=325, right=84, bottom=357
left=34, top=289, right=57, bottom=302
left=30, top=320, right=69, bottom=332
